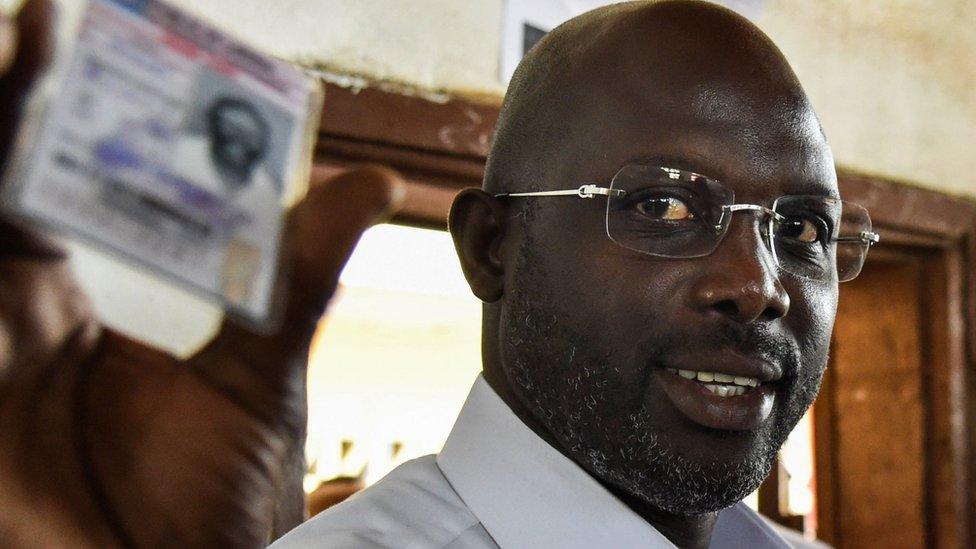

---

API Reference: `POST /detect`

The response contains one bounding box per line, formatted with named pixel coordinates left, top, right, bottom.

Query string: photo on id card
left=0, top=0, right=323, bottom=328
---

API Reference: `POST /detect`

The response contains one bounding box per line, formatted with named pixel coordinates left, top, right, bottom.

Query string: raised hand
left=0, top=1, right=404, bottom=546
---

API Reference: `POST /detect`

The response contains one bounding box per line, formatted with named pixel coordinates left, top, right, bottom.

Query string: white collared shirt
left=273, top=376, right=825, bottom=548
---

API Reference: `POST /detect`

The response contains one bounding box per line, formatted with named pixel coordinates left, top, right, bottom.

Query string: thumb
left=188, top=166, right=404, bottom=425
left=278, top=164, right=406, bottom=338
left=0, top=0, right=55, bottom=169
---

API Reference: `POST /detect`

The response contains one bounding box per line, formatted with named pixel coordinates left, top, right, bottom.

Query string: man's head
left=451, top=0, right=839, bottom=516
left=205, top=96, right=270, bottom=188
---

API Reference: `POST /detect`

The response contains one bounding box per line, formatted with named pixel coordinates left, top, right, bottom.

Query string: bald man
left=274, top=1, right=876, bottom=548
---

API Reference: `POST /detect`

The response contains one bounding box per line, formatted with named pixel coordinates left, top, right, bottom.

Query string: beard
left=499, top=235, right=824, bottom=516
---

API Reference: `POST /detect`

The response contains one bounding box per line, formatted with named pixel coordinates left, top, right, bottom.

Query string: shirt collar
left=436, top=375, right=792, bottom=549
left=437, top=376, right=676, bottom=548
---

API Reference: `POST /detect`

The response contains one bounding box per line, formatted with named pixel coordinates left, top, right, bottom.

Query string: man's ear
left=449, top=188, right=508, bottom=303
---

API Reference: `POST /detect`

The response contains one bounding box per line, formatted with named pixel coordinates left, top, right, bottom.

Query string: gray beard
left=501, top=239, right=817, bottom=516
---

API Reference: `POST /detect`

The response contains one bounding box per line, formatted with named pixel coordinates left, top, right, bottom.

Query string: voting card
left=1, top=0, right=323, bottom=327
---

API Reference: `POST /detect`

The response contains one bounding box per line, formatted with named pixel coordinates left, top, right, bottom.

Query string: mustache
left=654, top=322, right=803, bottom=379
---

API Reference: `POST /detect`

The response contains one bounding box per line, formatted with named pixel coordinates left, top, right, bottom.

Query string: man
left=0, top=1, right=876, bottom=548
left=0, top=1, right=402, bottom=546
left=273, top=1, right=875, bottom=548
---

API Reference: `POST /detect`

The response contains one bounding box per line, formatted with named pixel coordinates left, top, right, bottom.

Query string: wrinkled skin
left=0, top=2, right=402, bottom=546
left=451, top=2, right=838, bottom=548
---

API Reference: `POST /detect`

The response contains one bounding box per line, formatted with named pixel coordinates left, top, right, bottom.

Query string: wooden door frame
left=313, top=83, right=976, bottom=547
left=812, top=174, right=976, bottom=548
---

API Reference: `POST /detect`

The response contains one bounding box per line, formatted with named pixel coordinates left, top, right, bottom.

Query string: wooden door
left=816, top=256, right=927, bottom=547
left=811, top=246, right=969, bottom=549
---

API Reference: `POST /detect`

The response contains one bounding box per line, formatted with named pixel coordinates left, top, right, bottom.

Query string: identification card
left=2, top=0, right=323, bottom=328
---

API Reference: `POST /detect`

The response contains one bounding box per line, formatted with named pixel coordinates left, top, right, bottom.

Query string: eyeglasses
left=496, top=164, right=879, bottom=282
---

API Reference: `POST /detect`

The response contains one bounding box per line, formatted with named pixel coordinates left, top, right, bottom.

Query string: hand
left=0, top=2, right=404, bottom=546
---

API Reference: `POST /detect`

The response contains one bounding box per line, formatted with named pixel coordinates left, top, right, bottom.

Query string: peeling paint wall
left=167, top=0, right=506, bottom=98
left=759, top=0, right=976, bottom=197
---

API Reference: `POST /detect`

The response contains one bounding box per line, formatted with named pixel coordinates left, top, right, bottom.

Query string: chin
left=604, top=439, right=776, bottom=516
left=548, top=409, right=781, bottom=516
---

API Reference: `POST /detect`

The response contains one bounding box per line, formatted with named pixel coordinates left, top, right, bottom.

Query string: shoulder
left=271, top=455, right=492, bottom=549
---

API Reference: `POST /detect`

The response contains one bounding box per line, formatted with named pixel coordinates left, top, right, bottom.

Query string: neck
left=482, top=366, right=719, bottom=549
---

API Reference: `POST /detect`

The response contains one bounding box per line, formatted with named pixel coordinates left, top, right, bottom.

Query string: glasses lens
left=771, top=197, right=873, bottom=282
left=771, top=196, right=841, bottom=281
left=834, top=201, right=873, bottom=282
left=606, top=165, right=735, bottom=258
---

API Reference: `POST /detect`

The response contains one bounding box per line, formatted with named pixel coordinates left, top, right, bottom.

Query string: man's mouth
left=664, top=368, right=761, bottom=397
left=653, top=356, right=780, bottom=431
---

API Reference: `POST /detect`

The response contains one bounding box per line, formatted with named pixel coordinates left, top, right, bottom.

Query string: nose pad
left=692, top=214, right=790, bottom=323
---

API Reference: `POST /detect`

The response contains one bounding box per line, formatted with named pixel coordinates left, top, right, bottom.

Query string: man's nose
left=688, top=214, right=790, bottom=324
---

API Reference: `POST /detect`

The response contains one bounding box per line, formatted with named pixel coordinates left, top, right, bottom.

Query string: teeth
left=735, top=376, right=758, bottom=387
left=703, top=384, right=748, bottom=397
left=668, top=369, right=761, bottom=391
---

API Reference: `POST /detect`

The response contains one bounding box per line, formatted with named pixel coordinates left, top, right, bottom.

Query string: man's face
left=496, top=52, right=839, bottom=514
left=209, top=103, right=268, bottom=181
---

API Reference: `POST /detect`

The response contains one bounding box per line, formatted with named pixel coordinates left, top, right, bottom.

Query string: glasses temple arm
left=496, top=185, right=624, bottom=199
left=834, top=231, right=881, bottom=246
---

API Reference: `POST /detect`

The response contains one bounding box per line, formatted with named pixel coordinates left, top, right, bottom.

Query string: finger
left=188, top=166, right=404, bottom=426
left=3, top=0, right=55, bottom=86
left=0, top=0, right=55, bottom=172
left=0, top=0, right=84, bottom=382
left=282, top=165, right=405, bottom=329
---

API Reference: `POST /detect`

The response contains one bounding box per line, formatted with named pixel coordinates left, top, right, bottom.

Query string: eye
left=636, top=197, right=694, bottom=221
left=779, top=216, right=823, bottom=244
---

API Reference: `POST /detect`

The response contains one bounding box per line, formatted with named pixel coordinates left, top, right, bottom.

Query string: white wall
left=162, top=0, right=507, bottom=98
left=760, top=0, right=976, bottom=198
